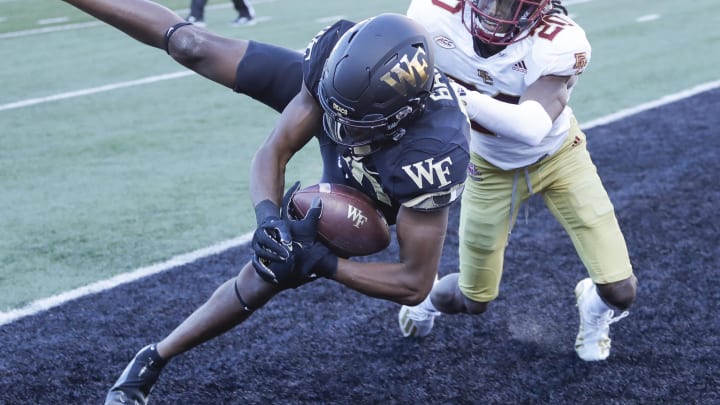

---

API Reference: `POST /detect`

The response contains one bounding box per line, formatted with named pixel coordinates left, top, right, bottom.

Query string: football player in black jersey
left=61, top=1, right=469, bottom=403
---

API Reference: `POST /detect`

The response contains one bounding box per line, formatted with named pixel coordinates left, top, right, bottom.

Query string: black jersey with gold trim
left=302, top=20, right=470, bottom=224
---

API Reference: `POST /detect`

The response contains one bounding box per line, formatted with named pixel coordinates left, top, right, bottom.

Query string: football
left=290, top=183, right=391, bottom=257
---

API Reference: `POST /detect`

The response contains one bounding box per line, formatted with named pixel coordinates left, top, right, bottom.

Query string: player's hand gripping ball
left=289, top=183, right=390, bottom=257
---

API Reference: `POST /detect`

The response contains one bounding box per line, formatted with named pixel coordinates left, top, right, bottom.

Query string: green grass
left=0, top=0, right=406, bottom=310
left=1, top=0, right=719, bottom=311
left=570, top=0, right=720, bottom=121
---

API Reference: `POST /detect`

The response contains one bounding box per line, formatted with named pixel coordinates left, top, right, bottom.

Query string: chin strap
left=163, top=22, right=193, bottom=54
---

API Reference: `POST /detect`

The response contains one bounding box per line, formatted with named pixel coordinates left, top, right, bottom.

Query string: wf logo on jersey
left=380, top=46, right=431, bottom=97
left=347, top=205, right=368, bottom=228
left=402, top=157, right=454, bottom=189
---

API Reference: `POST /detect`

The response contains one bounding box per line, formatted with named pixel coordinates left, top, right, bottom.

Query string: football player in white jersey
left=399, top=0, right=638, bottom=362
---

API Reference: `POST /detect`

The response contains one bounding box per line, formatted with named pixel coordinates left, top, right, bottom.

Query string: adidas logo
left=512, top=60, right=528, bottom=74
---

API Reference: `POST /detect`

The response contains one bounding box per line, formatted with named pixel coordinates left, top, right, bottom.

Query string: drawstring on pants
left=507, top=167, right=534, bottom=244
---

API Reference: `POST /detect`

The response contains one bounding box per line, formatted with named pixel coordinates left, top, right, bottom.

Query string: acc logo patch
left=434, top=35, right=456, bottom=49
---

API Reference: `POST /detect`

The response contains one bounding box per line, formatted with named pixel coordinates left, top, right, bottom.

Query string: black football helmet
left=318, top=13, right=435, bottom=151
left=462, top=0, right=551, bottom=46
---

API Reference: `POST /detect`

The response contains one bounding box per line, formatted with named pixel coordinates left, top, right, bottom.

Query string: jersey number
left=530, top=15, right=571, bottom=41
left=430, top=2, right=571, bottom=42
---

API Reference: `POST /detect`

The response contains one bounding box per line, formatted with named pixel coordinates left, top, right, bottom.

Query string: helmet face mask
left=462, top=0, right=550, bottom=46
left=319, top=86, right=416, bottom=148
left=318, top=14, right=435, bottom=153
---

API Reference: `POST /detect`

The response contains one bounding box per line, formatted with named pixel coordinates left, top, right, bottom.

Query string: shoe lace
left=607, top=310, right=629, bottom=325
left=406, top=306, right=438, bottom=322
left=590, top=309, right=629, bottom=327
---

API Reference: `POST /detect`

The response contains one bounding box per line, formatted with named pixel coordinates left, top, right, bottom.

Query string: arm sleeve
left=464, top=91, right=553, bottom=146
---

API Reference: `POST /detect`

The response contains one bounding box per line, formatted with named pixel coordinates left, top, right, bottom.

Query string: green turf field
left=1, top=0, right=718, bottom=311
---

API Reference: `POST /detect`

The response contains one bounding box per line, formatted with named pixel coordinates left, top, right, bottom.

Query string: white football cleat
left=398, top=304, right=440, bottom=338
left=185, top=15, right=206, bottom=28
left=232, top=16, right=256, bottom=26
left=574, top=278, right=629, bottom=361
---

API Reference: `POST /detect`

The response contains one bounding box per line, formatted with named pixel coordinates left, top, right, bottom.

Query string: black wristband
left=254, top=199, right=280, bottom=226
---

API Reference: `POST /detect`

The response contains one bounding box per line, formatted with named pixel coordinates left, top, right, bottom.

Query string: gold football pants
left=458, top=119, right=634, bottom=302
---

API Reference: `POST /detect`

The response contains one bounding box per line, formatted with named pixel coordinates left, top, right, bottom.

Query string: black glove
left=252, top=195, right=337, bottom=287
left=294, top=240, right=338, bottom=279
left=251, top=182, right=302, bottom=263
left=288, top=197, right=338, bottom=279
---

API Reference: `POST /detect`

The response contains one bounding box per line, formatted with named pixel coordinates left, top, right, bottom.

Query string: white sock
left=586, top=284, right=613, bottom=314
left=418, top=292, right=439, bottom=313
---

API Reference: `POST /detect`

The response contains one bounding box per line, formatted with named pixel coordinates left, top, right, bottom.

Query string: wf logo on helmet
left=380, top=46, right=430, bottom=96
left=347, top=205, right=368, bottom=228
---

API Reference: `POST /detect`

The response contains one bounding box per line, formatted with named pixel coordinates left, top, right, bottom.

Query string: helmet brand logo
left=332, top=102, right=349, bottom=116
left=380, top=46, right=431, bottom=96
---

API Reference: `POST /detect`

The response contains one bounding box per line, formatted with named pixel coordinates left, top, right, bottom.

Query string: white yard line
left=636, top=14, right=660, bottom=23
left=0, top=0, right=276, bottom=39
left=0, top=20, right=101, bottom=39
left=0, top=71, right=194, bottom=112
left=2, top=79, right=720, bottom=327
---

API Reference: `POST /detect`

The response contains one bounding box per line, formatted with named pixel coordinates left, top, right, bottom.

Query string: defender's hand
left=449, top=79, right=482, bottom=120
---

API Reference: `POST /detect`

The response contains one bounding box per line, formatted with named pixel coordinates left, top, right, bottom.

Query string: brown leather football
left=290, top=183, right=391, bottom=257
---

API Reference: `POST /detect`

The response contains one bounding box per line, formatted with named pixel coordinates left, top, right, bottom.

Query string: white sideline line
left=0, top=234, right=252, bottom=326
left=0, top=71, right=194, bottom=112
left=580, top=79, right=720, bottom=130
left=1, top=81, right=720, bottom=327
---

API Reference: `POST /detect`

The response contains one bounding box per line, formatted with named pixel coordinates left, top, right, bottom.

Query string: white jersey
left=407, top=0, right=591, bottom=170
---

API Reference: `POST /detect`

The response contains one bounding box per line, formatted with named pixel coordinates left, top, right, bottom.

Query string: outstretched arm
left=62, top=0, right=249, bottom=88
left=249, top=86, right=322, bottom=209
left=454, top=74, right=571, bottom=146
left=333, top=206, right=449, bottom=306
left=64, top=0, right=183, bottom=49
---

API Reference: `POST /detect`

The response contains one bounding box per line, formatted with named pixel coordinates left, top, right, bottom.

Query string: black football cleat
left=105, top=344, right=167, bottom=405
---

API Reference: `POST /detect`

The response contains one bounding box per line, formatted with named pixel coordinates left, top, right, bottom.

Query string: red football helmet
left=462, top=0, right=551, bottom=46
